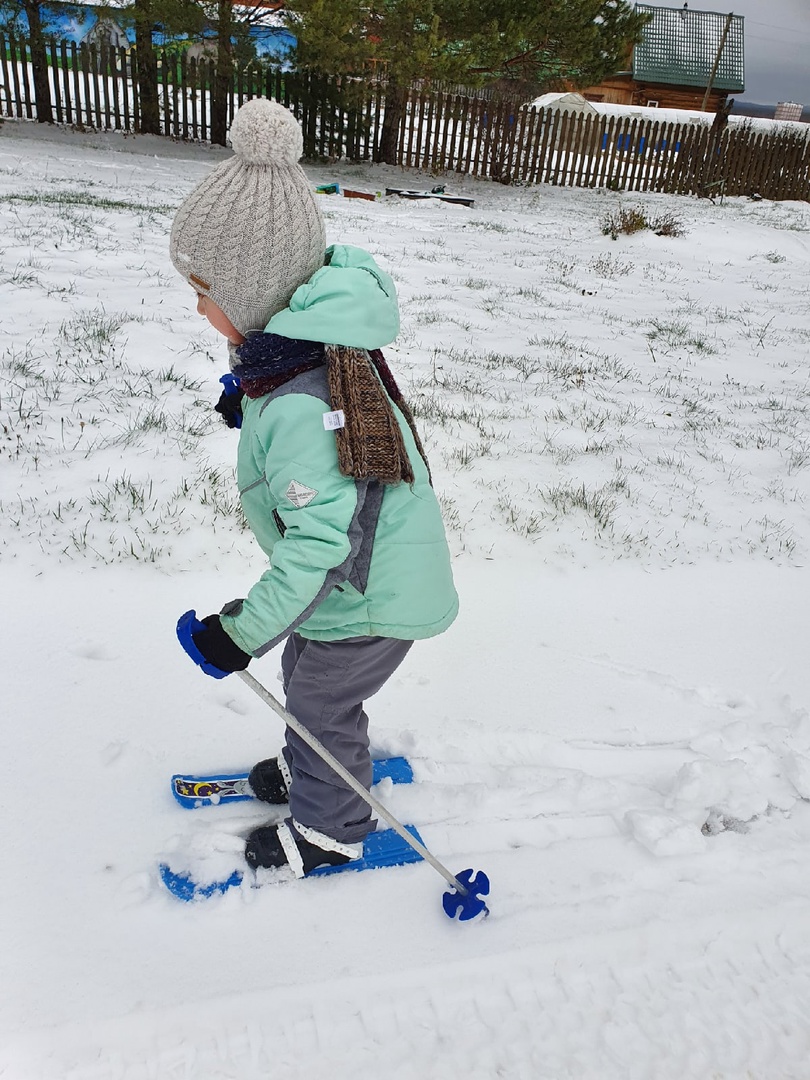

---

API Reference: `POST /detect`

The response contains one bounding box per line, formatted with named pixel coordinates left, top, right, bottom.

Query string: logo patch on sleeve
left=285, top=480, right=318, bottom=508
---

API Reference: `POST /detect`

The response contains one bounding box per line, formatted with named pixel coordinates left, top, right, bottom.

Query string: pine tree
left=285, top=0, right=649, bottom=163
left=466, top=0, right=650, bottom=88
left=192, top=1, right=269, bottom=144
left=126, top=0, right=204, bottom=134
left=22, top=0, right=52, bottom=122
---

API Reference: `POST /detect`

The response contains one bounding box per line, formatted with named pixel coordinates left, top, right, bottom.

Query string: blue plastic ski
left=171, top=756, right=413, bottom=809
left=159, top=825, right=425, bottom=901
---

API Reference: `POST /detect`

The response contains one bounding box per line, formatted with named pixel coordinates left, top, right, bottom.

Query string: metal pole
left=236, top=669, right=470, bottom=896
left=701, top=12, right=734, bottom=112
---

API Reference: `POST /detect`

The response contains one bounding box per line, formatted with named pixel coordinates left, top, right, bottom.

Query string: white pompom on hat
left=170, top=98, right=326, bottom=336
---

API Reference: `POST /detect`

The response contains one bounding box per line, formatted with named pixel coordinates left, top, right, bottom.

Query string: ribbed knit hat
left=170, top=99, right=326, bottom=336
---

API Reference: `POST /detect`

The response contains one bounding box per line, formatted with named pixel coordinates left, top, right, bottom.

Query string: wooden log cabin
left=580, top=3, right=744, bottom=112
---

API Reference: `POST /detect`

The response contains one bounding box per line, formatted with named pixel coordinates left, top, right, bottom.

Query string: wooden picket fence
left=0, top=34, right=382, bottom=156
left=394, top=95, right=810, bottom=202
left=2, top=33, right=809, bottom=202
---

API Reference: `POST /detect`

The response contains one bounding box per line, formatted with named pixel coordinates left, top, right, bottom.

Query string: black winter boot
left=247, top=756, right=290, bottom=805
left=244, top=820, right=362, bottom=877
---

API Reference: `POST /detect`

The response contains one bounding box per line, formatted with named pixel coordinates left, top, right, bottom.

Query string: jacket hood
left=264, top=245, right=400, bottom=349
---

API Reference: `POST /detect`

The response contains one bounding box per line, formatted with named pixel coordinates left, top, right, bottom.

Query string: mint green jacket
left=219, top=246, right=458, bottom=656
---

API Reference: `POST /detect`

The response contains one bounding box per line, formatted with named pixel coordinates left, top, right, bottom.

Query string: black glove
left=214, top=384, right=244, bottom=429
left=191, top=615, right=251, bottom=673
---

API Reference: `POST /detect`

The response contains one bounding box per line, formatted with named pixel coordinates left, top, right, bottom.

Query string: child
left=169, top=99, right=458, bottom=878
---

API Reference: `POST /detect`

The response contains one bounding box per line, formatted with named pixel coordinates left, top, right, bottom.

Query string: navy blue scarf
left=232, top=332, right=325, bottom=399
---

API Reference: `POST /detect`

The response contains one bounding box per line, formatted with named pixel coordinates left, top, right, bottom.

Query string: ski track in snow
left=2, top=123, right=810, bottom=1078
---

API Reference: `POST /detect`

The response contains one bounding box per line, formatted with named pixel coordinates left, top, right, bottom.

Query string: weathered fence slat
left=170, top=53, right=180, bottom=137
left=19, top=37, right=35, bottom=119
left=507, top=99, right=522, bottom=181
left=628, top=118, right=647, bottom=191
left=9, top=36, right=26, bottom=119
left=409, top=91, right=423, bottom=171
left=88, top=43, right=100, bottom=128
left=533, top=107, right=553, bottom=184
left=556, top=109, right=572, bottom=185
left=794, top=138, right=810, bottom=201
left=59, top=38, right=72, bottom=125
left=464, top=97, right=483, bottom=176
left=46, top=38, right=61, bottom=124
left=518, top=107, right=535, bottom=182
left=483, top=98, right=501, bottom=180
left=0, top=35, right=11, bottom=117
left=640, top=118, right=658, bottom=191
left=666, top=120, right=691, bottom=193
left=573, top=112, right=589, bottom=188
left=593, top=115, right=612, bottom=190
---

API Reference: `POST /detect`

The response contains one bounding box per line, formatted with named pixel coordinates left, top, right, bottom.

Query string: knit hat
left=170, top=99, right=326, bottom=336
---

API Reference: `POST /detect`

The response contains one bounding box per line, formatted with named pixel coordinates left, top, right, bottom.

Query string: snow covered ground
left=1, top=119, right=810, bottom=1079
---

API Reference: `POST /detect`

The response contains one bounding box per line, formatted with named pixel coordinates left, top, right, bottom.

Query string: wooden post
left=701, top=13, right=734, bottom=112
left=519, top=107, right=538, bottom=183
left=449, top=94, right=465, bottom=173
left=11, top=36, right=32, bottom=119
left=189, top=57, right=198, bottom=140
left=199, top=58, right=208, bottom=142
left=101, top=43, right=111, bottom=128
left=0, top=35, right=12, bottom=118
left=465, top=97, right=483, bottom=176
left=79, top=43, right=91, bottom=126
left=421, top=92, right=436, bottom=171
left=59, top=39, right=72, bottom=125
left=110, top=44, right=122, bottom=130
left=171, top=52, right=180, bottom=138
left=89, top=43, right=101, bottom=128
left=8, top=36, right=23, bottom=119
left=180, top=50, right=188, bottom=139
left=508, top=103, right=528, bottom=183
left=47, top=38, right=61, bottom=124
left=571, top=112, right=587, bottom=187
left=535, top=107, right=557, bottom=185
left=120, top=46, right=130, bottom=132
left=436, top=91, right=449, bottom=171
left=594, top=114, right=613, bottom=189
left=160, top=48, right=170, bottom=136
left=409, top=91, right=423, bottom=171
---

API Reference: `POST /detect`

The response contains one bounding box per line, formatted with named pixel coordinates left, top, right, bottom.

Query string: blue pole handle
left=176, top=610, right=231, bottom=679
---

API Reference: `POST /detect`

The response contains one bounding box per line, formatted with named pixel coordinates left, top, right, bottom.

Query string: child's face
left=196, top=292, right=246, bottom=345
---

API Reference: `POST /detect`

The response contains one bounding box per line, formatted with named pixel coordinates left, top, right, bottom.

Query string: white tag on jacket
left=286, top=480, right=318, bottom=508
left=323, top=409, right=346, bottom=430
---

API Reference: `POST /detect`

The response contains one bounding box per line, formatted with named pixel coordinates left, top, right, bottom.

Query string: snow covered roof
left=528, top=92, right=599, bottom=114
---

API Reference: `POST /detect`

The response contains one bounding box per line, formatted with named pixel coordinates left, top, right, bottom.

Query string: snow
left=529, top=96, right=810, bottom=137
left=2, top=118, right=810, bottom=1079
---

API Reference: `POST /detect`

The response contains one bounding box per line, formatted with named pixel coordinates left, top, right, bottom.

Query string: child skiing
left=169, top=98, right=458, bottom=878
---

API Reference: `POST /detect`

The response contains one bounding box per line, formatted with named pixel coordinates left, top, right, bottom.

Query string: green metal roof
left=633, top=4, right=745, bottom=92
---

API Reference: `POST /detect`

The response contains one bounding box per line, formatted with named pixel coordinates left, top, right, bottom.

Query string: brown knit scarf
left=232, top=332, right=431, bottom=487
left=327, top=346, right=432, bottom=486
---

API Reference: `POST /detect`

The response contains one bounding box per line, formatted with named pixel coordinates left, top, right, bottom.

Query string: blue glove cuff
left=176, top=610, right=231, bottom=679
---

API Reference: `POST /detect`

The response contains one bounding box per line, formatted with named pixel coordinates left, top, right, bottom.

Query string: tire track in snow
left=9, top=920, right=810, bottom=1080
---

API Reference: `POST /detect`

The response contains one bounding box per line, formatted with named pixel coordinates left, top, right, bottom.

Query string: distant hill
left=733, top=100, right=810, bottom=123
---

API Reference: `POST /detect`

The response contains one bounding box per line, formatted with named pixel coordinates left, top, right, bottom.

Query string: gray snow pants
left=279, top=633, right=413, bottom=844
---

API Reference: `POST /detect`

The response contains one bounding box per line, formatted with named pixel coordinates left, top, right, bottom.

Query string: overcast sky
left=643, top=0, right=810, bottom=105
